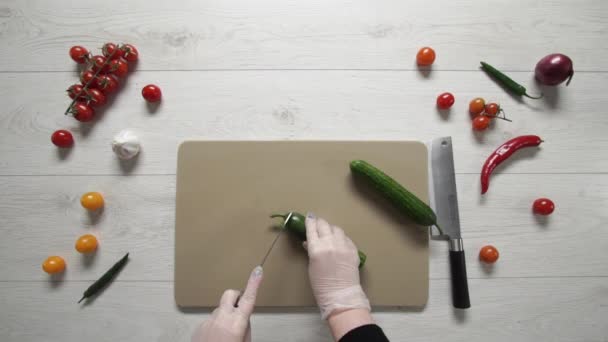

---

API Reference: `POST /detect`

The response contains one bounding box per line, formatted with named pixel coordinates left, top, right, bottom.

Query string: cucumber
left=349, top=160, right=442, bottom=234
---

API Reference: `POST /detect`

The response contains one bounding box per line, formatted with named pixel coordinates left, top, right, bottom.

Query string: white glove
left=305, top=213, right=371, bottom=319
left=192, top=266, right=263, bottom=342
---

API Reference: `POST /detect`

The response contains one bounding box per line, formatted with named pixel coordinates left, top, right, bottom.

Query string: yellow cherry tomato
left=81, top=192, right=104, bottom=211
left=42, top=256, right=66, bottom=274
left=75, top=234, right=99, bottom=254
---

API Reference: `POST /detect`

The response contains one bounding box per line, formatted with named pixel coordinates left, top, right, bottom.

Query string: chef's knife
left=431, top=137, right=470, bottom=309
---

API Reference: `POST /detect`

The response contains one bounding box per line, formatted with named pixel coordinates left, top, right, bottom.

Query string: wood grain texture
left=0, top=0, right=606, bottom=71
left=1, top=71, right=607, bottom=175
left=1, top=174, right=606, bottom=282
left=1, top=278, right=606, bottom=342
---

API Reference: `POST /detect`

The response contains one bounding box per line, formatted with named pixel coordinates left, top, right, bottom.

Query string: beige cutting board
left=175, top=141, right=429, bottom=308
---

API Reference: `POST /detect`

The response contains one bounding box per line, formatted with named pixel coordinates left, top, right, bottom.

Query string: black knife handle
left=449, top=249, right=471, bottom=309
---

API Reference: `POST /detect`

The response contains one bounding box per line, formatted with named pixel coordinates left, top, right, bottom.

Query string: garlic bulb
left=112, top=130, right=140, bottom=160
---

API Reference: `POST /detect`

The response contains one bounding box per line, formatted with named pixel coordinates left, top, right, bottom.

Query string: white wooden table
left=1, top=0, right=606, bottom=341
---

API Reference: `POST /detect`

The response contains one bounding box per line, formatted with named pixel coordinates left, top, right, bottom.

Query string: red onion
left=535, top=53, right=574, bottom=86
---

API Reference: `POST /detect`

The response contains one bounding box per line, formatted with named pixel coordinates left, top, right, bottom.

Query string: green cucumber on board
left=349, top=160, right=442, bottom=234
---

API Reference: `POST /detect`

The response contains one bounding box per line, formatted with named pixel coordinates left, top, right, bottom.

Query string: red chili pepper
left=480, top=135, right=543, bottom=194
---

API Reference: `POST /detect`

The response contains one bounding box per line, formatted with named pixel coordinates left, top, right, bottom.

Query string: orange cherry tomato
left=416, top=47, right=436, bottom=66
left=42, top=256, right=66, bottom=274
left=81, top=192, right=104, bottom=211
left=75, top=234, right=99, bottom=254
left=469, top=97, right=486, bottom=115
left=472, top=115, right=490, bottom=131
left=479, top=245, right=499, bottom=263
left=485, top=102, right=500, bottom=116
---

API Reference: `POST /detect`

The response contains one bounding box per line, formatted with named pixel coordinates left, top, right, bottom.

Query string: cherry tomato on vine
left=42, top=256, right=66, bottom=274
left=416, top=47, right=435, bottom=66
left=472, top=115, right=490, bottom=131
left=469, top=97, right=486, bottom=116
left=102, top=42, right=123, bottom=60
left=108, top=58, right=129, bottom=77
left=485, top=102, right=500, bottom=116
left=75, top=234, right=99, bottom=254
left=85, top=88, right=106, bottom=107
left=97, top=74, right=119, bottom=94
left=479, top=245, right=499, bottom=264
left=142, top=84, right=162, bottom=102
left=81, top=192, right=104, bottom=211
left=80, top=70, right=98, bottom=88
left=67, top=84, right=85, bottom=100
left=436, top=92, right=455, bottom=109
left=51, top=130, right=74, bottom=147
left=120, top=44, right=139, bottom=62
left=69, top=46, right=89, bottom=64
left=70, top=102, right=95, bottom=122
left=91, top=55, right=108, bottom=73
left=533, top=198, right=555, bottom=215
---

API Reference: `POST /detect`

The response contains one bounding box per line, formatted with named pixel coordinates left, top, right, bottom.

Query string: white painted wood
left=1, top=278, right=606, bottom=342
left=0, top=0, right=606, bottom=71
left=1, top=174, right=605, bottom=281
left=1, top=71, right=606, bottom=175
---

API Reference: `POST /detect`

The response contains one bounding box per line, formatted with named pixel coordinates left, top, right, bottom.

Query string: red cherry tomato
left=67, top=84, right=85, bottom=100
left=485, top=103, right=500, bottom=116
left=416, top=47, right=436, bottom=66
left=436, top=92, right=455, bottom=109
left=70, top=102, right=95, bottom=122
left=84, top=88, right=106, bottom=107
left=120, top=44, right=139, bottom=62
left=533, top=198, right=555, bottom=215
left=479, top=245, right=499, bottom=263
left=142, top=84, right=162, bottom=102
left=108, top=58, right=129, bottom=77
left=469, top=97, right=486, bottom=116
left=102, top=42, right=123, bottom=60
left=69, top=46, right=89, bottom=64
left=472, top=115, right=490, bottom=131
left=80, top=70, right=99, bottom=88
left=91, top=55, right=108, bottom=73
left=97, top=74, right=119, bottom=94
left=51, top=130, right=74, bottom=147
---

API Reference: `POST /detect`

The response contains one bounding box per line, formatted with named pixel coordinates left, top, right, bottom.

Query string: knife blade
left=431, top=137, right=471, bottom=309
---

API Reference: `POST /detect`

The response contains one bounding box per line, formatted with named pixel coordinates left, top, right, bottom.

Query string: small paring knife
left=431, top=137, right=471, bottom=309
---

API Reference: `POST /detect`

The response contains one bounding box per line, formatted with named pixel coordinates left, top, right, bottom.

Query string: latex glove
left=305, top=213, right=371, bottom=319
left=192, top=266, right=263, bottom=342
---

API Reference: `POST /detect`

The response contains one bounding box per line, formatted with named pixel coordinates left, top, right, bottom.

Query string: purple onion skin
left=535, top=53, right=574, bottom=86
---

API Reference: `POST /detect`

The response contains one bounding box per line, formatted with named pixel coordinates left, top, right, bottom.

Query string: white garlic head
left=112, top=130, right=141, bottom=160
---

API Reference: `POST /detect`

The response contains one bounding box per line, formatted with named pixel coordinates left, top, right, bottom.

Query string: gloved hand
left=191, top=266, right=263, bottom=342
left=304, top=213, right=371, bottom=319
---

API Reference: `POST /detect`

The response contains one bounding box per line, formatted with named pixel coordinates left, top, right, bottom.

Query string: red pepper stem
left=524, top=92, right=543, bottom=99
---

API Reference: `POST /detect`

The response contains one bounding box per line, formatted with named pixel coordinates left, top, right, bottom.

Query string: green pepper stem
left=78, top=296, right=86, bottom=304
left=270, top=214, right=286, bottom=219
left=434, top=224, right=444, bottom=236
left=524, top=92, right=543, bottom=99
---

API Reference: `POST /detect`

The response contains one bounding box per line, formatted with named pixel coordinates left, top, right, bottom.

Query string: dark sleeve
left=339, top=324, right=389, bottom=342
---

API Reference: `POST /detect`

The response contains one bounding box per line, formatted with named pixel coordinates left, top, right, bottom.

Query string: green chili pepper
left=480, top=61, right=543, bottom=99
left=78, top=253, right=129, bottom=303
left=271, top=212, right=367, bottom=268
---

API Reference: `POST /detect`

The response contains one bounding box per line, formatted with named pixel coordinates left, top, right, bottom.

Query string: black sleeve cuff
left=339, top=324, right=390, bottom=342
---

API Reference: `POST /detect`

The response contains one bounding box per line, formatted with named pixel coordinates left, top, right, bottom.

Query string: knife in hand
left=431, top=137, right=471, bottom=309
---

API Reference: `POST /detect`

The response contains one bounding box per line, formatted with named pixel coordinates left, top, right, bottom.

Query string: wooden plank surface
left=1, top=0, right=607, bottom=340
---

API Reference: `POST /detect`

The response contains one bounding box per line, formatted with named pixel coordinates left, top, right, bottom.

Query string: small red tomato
left=84, top=88, right=106, bottom=107
left=67, top=84, right=85, bottom=100
left=469, top=97, right=486, bottom=116
left=416, top=47, right=436, bottom=66
left=91, top=55, right=108, bottom=73
left=485, top=103, right=500, bottom=116
left=102, top=42, right=123, bottom=60
left=479, top=245, right=499, bottom=264
left=69, top=46, right=89, bottom=64
left=96, top=74, right=119, bottom=94
left=472, top=115, right=490, bottom=131
left=70, top=102, right=95, bottom=122
left=80, top=70, right=99, bottom=88
left=120, top=44, right=139, bottom=62
left=108, top=58, right=129, bottom=77
left=51, top=130, right=74, bottom=147
left=142, top=84, right=162, bottom=102
left=436, top=92, right=455, bottom=109
left=533, top=198, right=555, bottom=215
